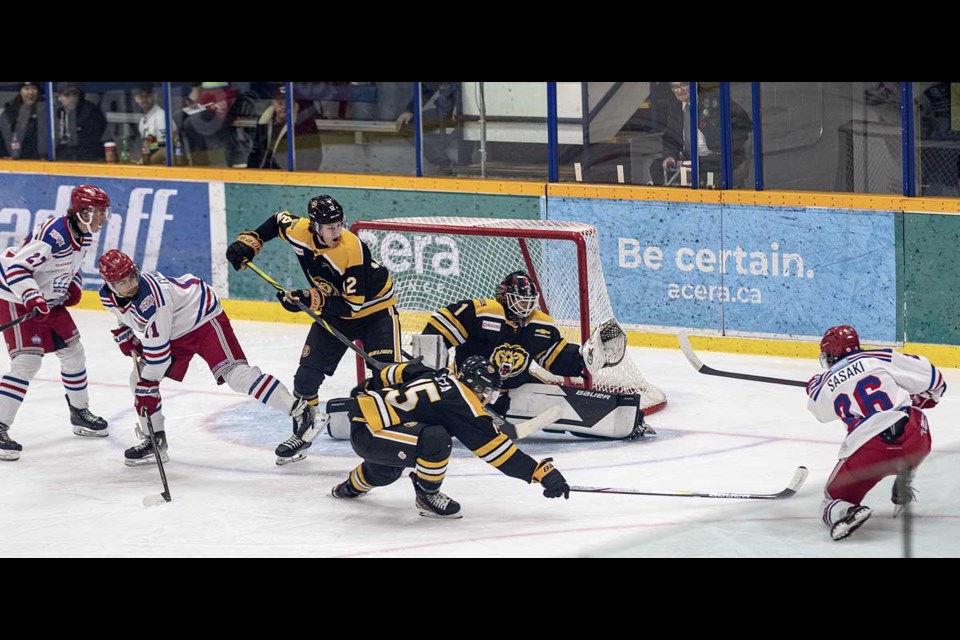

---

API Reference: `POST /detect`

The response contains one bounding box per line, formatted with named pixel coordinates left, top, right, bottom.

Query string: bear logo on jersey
left=309, top=277, right=337, bottom=298
left=491, top=343, right=529, bottom=379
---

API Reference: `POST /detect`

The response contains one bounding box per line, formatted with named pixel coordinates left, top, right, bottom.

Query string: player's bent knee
left=222, top=364, right=263, bottom=394
left=10, top=353, right=43, bottom=380
left=417, top=424, right=452, bottom=458
left=365, top=463, right=403, bottom=486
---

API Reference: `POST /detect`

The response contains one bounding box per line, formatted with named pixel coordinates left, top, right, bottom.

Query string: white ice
left=1, top=309, right=957, bottom=558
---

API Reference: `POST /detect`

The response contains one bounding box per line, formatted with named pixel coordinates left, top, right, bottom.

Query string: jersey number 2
left=833, top=375, right=893, bottom=428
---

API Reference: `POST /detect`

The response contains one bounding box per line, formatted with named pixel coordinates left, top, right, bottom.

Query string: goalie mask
left=819, top=325, right=861, bottom=368
left=495, top=271, right=538, bottom=322
left=458, top=355, right=502, bottom=406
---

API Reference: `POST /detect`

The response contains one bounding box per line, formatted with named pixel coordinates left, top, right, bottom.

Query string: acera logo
left=357, top=230, right=460, bottom=277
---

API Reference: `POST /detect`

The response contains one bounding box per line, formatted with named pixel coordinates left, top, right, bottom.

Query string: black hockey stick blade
left=140, top=406, right=172, bottom=507
left=570, top=465, right=808, bottom=500
left=677, top=334, right=808, bottom=388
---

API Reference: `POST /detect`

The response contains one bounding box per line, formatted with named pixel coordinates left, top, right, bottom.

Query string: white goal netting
left=353, top=217, right=666, bottom=414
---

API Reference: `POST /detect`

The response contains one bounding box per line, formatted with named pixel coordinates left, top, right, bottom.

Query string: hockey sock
left=56, top=342, right=89, bottom=408
left=0, top=353, right=41, bottom=425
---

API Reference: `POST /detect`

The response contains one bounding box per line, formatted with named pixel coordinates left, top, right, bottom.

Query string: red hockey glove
left=134, top=379, right=161, bottom=416
left=110, top=326, right=143, bottom=357
left=22, top=289, right=50, bottom=315
left=65, top=282, right=83, bottom=307
left=912, top=391, right=939, bottom=410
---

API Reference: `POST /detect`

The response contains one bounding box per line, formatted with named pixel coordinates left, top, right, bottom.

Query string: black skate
left=125, top=430, right=169, bottom=467
left=831, top=505, right=872, bottom=541
left=0, top=422, right=22, bottom=461
left=331, top=480, right=365, bottom=499
left=275, top=403, right=327, bottom=466
left=410, top=472, right=462, bottom=519
left=66, top=394, right=109, bottom=437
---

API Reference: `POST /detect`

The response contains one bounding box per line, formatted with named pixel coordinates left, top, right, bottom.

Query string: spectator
left=133, top=83, right=175, bottom=165
left=180, top=82, right=242, bottom=167
left=395, top=82, right=464, bottom=176
left=247, top=85, right=321, bottom=170
left=0, top=82, right=49, bottom=160
left=55, top=82, right=107, bottom=162
left=917, top=82, right=960, bottom=196
left=651, top=82, right=752, bottom=188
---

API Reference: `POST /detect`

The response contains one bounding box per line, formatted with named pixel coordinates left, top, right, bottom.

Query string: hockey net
left=351, top=217, right=667, bottom=414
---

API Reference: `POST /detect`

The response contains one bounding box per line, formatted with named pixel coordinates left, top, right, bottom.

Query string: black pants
left=348, top=409, right=453, bottom=493
left=293, top=307, right=400, bottom=398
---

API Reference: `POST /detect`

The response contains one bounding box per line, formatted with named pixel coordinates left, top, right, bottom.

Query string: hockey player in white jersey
left=806, top=325, right=945, bottom=541
left=0, top=185, right=110, bottom=461
left=96, top=249, right=317, bottom=466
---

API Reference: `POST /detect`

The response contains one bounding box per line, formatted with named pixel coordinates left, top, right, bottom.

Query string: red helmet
left=819, top=325, right=861, bottom=367
left=68, top=185, right=110, bottom=215
left=98, top=249, right=137, bottom=284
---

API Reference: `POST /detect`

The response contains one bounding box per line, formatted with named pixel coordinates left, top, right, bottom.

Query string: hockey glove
left=277, top=288, right=325, bottom=314
left=65, top=281, right=83, bottom=307
left=134, top=379, right=161, bottom=416
left=226, top=231, right=263, bottom=271
left=22, top=289, right=50, bottom=315
left=532, top=457, right=570, bottom=499
left=110, top=326, right=143, bottom=357
left=912, top=391, right=939, bottom=410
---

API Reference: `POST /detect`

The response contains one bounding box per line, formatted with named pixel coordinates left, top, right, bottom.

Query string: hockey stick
left=131, top=354, right=171, bottom=506
left=140, top=406, right=171, bottom=507
left=677, top=334, right=808, bottom=388
left=570, top=465, right=808, bottom=500
left=490, top=403, right=563, bottom=440
left=0, top=295, right=70, bottom=332
left=243, top=260, right=561, bottom=436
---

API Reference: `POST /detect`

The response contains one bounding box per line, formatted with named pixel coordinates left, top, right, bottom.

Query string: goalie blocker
left=327, top=319, right=651, bottom=441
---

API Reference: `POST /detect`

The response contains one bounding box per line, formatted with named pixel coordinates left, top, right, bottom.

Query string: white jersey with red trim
left=99, top=271, right=221, bottom=382
left=806, top=349, right=946, bottom=459
left=0, top=216, right=89, bottom=304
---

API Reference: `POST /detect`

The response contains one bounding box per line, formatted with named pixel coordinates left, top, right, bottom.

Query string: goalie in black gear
left=225, top=194, right=400, bottom=465
left=414, top=270, right=647, bottom=440
left=330, top=355, right=570, bottom=518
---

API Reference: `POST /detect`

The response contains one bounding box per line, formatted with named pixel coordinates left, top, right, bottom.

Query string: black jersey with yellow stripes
left=423, top=298, right=585, bottom=389
left=255, top=211, right=397, bottom=320
left=355, top=361, right=539, bottom=483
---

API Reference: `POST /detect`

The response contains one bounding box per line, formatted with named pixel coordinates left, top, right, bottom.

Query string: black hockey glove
left=226, top=231, right=262, bottom=271
left=276, top=288, right=325, bottom=314
left=532, top=457, right=570, bottom=499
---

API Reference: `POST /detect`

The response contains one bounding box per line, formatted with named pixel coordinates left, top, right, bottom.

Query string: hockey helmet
left=69, top=185, right=110, bottom=215
left=819, top=325, right=861, bottom=368
left=98, top=249, right=139, bottom=294
left=307, top=195, right=345, bottom=227
left=495, top=271, right=538, bottom=321
left=458, top=355, right=502, bottom=405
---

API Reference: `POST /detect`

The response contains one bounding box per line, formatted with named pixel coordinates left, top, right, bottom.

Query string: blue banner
left=0, top=174, right=210, bottom=289
left=548, top=197, right=897, bottom=341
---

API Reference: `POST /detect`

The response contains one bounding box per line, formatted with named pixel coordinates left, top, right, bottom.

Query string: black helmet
left=458, top=355, right=502, bottom=404
left=495, top=270, right=538, bottom=321
left=307, top=194, right=344, bottom=226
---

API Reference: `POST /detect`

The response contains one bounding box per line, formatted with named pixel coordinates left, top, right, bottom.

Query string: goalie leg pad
left=505, top=383, right=647, bottom=439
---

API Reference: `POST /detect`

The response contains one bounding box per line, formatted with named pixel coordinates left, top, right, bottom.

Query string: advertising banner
left=548, top=197, right=898, bottom=341
left=0, top=174, right=211, bottom=289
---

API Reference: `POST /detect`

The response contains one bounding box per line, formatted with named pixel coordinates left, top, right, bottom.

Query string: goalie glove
left=580, top=317, right=627, bottom=376
left=226, top=231, right=263, bottom=271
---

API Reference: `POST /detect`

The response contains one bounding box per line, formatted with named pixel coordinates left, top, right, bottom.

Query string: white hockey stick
left=489, top=404, right=563, bottom=440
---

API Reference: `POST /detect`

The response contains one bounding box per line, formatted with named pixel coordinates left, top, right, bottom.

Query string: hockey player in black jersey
left=330, top=355, right=570, bottom=518
left=413, top=270, right=647, bottom=440
left=225, top=194, right=400, bottom=465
